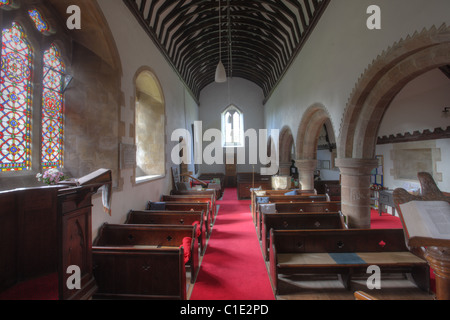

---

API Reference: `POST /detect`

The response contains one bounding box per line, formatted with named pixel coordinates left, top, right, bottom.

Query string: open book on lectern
left=59, top=168, right=112, bottom=187
left=398, top=200, right=450, bottom=248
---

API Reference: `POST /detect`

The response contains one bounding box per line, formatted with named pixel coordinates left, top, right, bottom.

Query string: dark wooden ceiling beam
left=123, top=0, right=330, bottom=103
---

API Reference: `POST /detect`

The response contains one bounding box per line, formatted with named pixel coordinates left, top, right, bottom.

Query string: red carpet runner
left=190, top=188, right=275, bottom=300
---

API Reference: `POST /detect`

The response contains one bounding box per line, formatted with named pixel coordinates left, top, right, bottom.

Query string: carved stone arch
left=339, top=24, right=450, bottom=160
left=336, top=24, right=450, bottom=228
left=295, top=103, right=335, bottom=190
left=278, top=126, right=295, bottom=176
left=296, top=103, right=334, bottom=160
left=279, top=126, right=295, bottom=163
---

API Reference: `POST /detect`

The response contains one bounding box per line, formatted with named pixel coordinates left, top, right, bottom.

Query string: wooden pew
left=251, top=189, right=317, bottom=221
left=253, top=194, right=328, bottom=224
left=92, top=223, right=199, bottom=299
left=325, top=183, right=341, bottom=202
left=147, top=201, right=211, bottom=236
left=257, top=201, right=342, bottom=239
left=261, top=212, right=348, bottom=261
left=269, top=228, right=430, bottom=295
left=171, top=188, right=218, bottom=202
left=125, top=210, right=206, bottom=255
left=160, top=194, right=215, bottom=228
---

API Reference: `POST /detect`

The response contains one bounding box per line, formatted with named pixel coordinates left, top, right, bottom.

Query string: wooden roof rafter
left=123, top=0, right=330, bottom=103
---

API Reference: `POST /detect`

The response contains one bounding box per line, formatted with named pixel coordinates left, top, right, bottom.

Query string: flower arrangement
left=36, top=168, right=68, bottom=185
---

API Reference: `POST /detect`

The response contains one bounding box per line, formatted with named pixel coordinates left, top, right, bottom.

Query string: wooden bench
left=147, top=201, right=211, bottom=236
left=160, top=194, right=215, bottom=228
left=92, top=223, right=199, bottom=299
left=251, top=189, right=317, bottom=221
left=257, top=201, right=342, bottom=239
left=325, top=183, right=341, bottom=202
left=253, top=194, right=328, bottom=224
left=261, top=212, right=348, bottom=261
left=171, top=188, right=218, bottom=201
left=125, top=210, right=206, bottom=255
left=269, top=228, right=430, bottom=295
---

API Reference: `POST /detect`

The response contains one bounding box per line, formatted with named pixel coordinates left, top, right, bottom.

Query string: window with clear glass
left=222, top=105, right=244, bottom=147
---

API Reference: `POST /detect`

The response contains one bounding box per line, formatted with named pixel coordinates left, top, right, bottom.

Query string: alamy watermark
left=171, top=121, right=280, bottom=176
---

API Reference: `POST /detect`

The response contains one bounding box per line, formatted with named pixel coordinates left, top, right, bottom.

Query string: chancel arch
left=337, top=24, right=450, bottom=228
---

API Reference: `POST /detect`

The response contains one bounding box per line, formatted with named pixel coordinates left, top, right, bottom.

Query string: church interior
left=0, top=0, right=449, bottom=302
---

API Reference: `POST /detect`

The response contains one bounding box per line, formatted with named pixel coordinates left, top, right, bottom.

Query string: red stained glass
left=1, top=23, right=33, bottom=172
left=41, top=44, right=65, bottom=169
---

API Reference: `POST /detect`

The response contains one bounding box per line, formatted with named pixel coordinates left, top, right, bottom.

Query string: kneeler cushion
left=180, top=237, right=193, bottom=264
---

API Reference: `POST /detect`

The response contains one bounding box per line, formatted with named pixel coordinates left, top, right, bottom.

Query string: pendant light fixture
left=215, top=0, right=227, bottom=83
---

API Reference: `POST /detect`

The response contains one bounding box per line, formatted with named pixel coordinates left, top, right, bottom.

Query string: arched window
left=0, top=22, right=33, bottom=172
left=221, top=105, right=244, bottom=147
left=135, top=69, right=165, bottom=182
left=41, top=44, right=65, bottom=169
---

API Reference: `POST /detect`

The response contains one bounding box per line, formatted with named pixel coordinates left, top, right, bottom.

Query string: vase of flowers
left=36, top=168, right=68, bottom=185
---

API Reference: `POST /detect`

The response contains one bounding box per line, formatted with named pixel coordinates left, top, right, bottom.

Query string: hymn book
left=398, top=200, right=450, bottom=247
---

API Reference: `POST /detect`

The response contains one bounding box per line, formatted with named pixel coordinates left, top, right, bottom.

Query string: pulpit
left=394, top=172, right=450, bottom=300
left=0, top=169, right=112, bottom=300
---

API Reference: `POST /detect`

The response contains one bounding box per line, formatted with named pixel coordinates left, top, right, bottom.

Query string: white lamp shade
left=215, top=60, right=227, bottom=83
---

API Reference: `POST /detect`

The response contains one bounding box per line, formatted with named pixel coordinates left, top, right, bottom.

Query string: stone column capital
left=335, top=158, right=378, bottom=175
left=294, top=159, right=318, bottom=171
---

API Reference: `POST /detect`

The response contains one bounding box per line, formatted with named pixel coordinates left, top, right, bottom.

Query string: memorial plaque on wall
left=120, top=143, right=136, bottom=169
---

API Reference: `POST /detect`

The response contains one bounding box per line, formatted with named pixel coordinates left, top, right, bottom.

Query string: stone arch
left=296, top=103, right=335, bottom=160
left=279, top=126, right=295, bottom=161
left=278, top=125, right=295, bottom=176
left=339, top=24, right=450, bottom=160
left=295, top=103, right=335, bottom=190
left=336, top=24, right=450, bottom=228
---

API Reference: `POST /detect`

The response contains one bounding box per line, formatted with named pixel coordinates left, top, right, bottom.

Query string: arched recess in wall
left=296, top=103, right=336, bottom=161
left=338, top=24, right=450, bottom=161
left=134, top=68, right=166, bottom=183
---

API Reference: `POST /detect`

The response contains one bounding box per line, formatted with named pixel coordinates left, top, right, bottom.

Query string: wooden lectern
left=57, top=168, right=112, bottom=300
left=0, top=168, right=112, bottom=300
left=393, top=172, right=450, bottom=300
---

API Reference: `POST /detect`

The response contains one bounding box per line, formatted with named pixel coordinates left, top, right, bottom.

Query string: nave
left=186, top=188, right=435, bottom=301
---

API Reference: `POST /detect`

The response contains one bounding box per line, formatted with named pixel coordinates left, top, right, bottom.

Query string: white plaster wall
left=375, top=69, right=450, bottom=192
left=91, top=0, right=199, bottom=237
left=264, top=0, right=450, bottom=151
left=198, top=77, right=265, bottom=174
left=378, top=69, right=450, bottom=136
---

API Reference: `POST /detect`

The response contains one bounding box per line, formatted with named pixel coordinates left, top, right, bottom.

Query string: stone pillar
left=295, top=159, right=317, bottom=191
left=278, top=162, right=291, bottom=176
left=335, top=158, right=378, bottom=229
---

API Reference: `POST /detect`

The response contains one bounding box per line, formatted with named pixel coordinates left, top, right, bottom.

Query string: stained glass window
left=41, top=44, right=65, bottom=169
left=0, top=0, right=11, bottom=7
left=28, top=9, right=50, bottom=33
left=0, top=23, right=33, bottom=172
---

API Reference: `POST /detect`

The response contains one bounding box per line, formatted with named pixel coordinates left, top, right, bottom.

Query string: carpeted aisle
left=190, top=188, right=275, bottom=300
